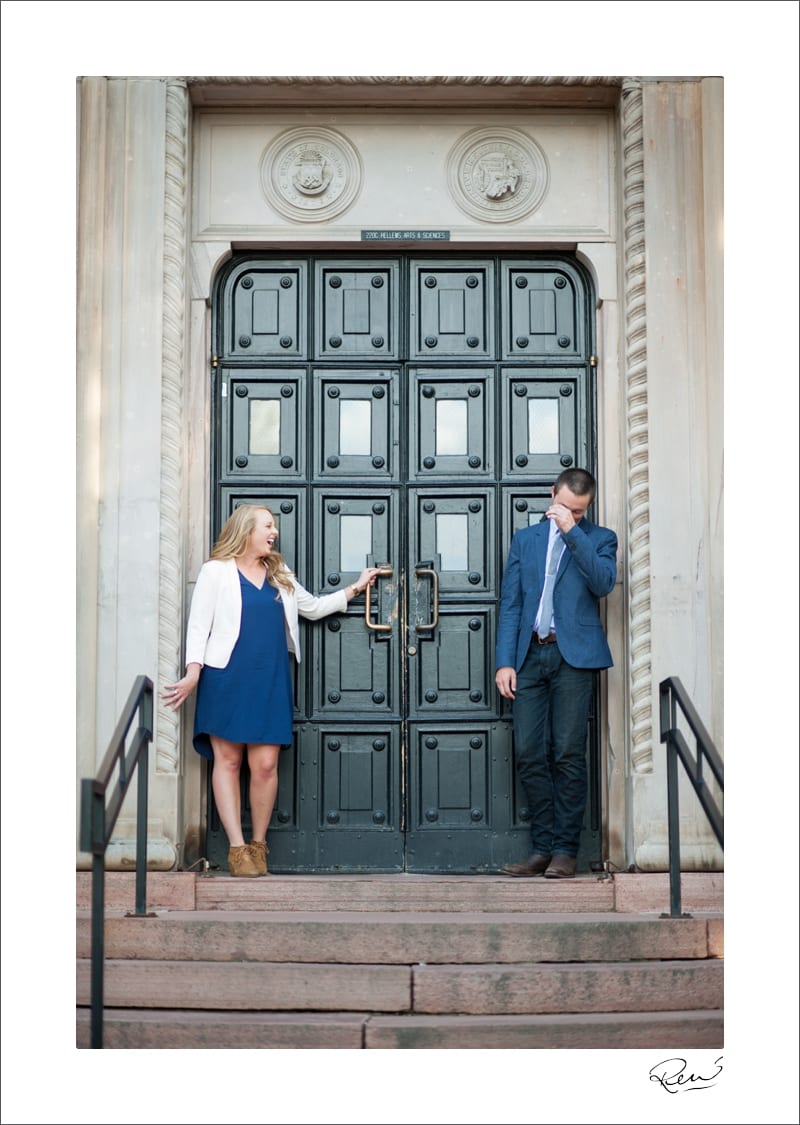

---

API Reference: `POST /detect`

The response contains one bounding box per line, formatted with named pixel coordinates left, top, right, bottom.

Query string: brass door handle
left=414, top=563, right=439, bottom=632
left=364, top=566, right=394, bottom=632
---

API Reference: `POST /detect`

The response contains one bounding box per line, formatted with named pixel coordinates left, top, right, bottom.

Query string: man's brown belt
left=533, top=632, right=557, bottom=645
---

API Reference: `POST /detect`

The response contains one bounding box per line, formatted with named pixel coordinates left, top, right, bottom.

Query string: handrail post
left=665, top=736, right=682, bottom=917
left=80, top=675, right=154, bottom=1049
left=134, top=737, right=149, bottom=917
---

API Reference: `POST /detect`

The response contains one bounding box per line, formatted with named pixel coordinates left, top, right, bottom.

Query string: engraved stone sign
left=447, top=127, right=549, bottom=223
left=260, top=127, right=362, bottom=222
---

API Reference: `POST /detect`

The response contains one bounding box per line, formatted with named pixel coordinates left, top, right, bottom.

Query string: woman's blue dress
left=193, top=572, right=294, bottom=760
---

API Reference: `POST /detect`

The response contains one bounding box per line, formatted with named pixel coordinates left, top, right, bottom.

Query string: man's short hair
left=554, top=467, right=597, bottom=500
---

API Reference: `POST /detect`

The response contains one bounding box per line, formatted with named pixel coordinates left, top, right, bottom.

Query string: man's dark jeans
left=512, top=640, right=593, bottom=857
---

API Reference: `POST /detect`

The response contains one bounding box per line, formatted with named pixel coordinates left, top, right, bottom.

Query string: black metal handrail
left=659, top=676, right=724, bottom=918
left=80, top=675, right=154, bottom=1048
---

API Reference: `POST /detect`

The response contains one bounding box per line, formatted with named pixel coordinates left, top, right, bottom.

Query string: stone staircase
left=76, top=871, right=723, bottom=1049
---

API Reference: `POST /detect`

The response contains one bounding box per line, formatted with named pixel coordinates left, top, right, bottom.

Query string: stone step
left=75, top=870, right=723, bottom=914
left=76, top=1007, right=724, bottom=1050
left=77, top=957, right=722, bottom=1015
left=76, top=909, right=722, bottom=964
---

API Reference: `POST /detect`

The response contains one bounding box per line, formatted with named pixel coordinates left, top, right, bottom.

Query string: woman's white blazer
left=185, top=558, right=348, bottom=669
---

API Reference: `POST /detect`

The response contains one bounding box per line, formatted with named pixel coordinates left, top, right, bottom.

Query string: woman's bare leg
left=247, top=743, right=280, bottom=842
left=209, top=736, right=246, bottom=846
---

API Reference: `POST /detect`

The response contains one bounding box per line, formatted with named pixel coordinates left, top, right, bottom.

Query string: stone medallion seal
left=447, top=127, right=549, bottom=223
left=260, top=127, right=362, bottom=222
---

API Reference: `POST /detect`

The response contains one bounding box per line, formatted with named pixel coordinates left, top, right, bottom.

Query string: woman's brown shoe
left=249, top=840, right=268, bottom=876
left=228, top=844, right=261, bottom=877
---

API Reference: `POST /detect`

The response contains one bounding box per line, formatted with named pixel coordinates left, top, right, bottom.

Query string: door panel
left=225, top=371, right=305, bottom=478
left=410, top=261, right=495, bottom=358
left=409, top=368, right=494, bottom=479
left=226, top=261, right=307, bottom=359
left=501, top=262, right=585, bottom=359
left=208, top=253, right=598, bottom=874
left=314, top=368, right=398, bottom=479
left=315, top=261, right=400, bottom=359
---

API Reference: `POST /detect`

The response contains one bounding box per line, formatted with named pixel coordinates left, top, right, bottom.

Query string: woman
left=163, top=505, right=380, bottom=877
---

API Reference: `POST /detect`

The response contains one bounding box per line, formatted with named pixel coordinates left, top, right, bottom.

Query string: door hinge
left=589, top=355, right=598, bottom=368
left=211, top=354, right=219, bottom=368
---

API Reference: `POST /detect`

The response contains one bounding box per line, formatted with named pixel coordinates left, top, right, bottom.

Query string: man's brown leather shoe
left=501, top=853, right=552, bottom=877
left=544, top=854, right=577, bottom=879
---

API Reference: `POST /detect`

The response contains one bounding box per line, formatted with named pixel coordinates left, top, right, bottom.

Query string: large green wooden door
left=206, top=254, right=599, bottom=873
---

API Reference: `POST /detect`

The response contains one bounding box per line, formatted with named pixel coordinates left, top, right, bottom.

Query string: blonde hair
left=210, top=505, right=295, bottom=592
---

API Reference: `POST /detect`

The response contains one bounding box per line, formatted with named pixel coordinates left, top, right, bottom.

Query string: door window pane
left=340, top=400, right=372, bottom=455
left=340, top=516, right=372, bottom=571
left=436, top=514, right=468, bottom=570
left=436, top=400, right=467, bottom=455
left=528, top=399, right=559, bottom=454
left=249, top=400, right=280, bottom=454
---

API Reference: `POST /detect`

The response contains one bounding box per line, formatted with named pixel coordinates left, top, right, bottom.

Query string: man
left=495, top=468, right=617, bottom=878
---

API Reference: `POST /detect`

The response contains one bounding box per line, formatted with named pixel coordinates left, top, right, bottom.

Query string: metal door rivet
left=372, top=501, right=385, bottom=514
left=327, top=502, right=340, bottom=513
left=425, top=736, right=438, bottom=749
left=515, top=276, right=528, bottom=288
left=327, top=570, right=341, bottom=582
left=280, top=336, right=293, bottom=349
left=554, top=276, right=567, bottom=288
left=372, top=692, right=385, bottom=704
left=466, top=275, right=479, bottom=288
left=515, top=499, right=528, bottom=512
left=280, top=456, right=293, bottom=468
left=372, top=456, right=385, bottom=468
left=407, top=645, right=417, bottom=655
left=329, top=336, right=342, bottom=348
left=468, top=617, right=481, bottom=628
left=277, top=809, right=290, bottom=823
left=467, top=336, right=479, bottom=348
left=329, top=276, right=342, bottom=288
left=515, top=454, right=528, bottom=467
left=238, top=335, right=251, bottom=348
left=280, top=501, right=293, bottom=513
left=424, top=276, right=437, bottom=288
left=469, top=502, right=481, bottom=513
left=425, top=690, right=438, bottom=703
left=372, top=811, right=386, bottom=824
left=558, top=336, right=571, bottom=348
left=425, top=808, right=439, bottom=822
left=328, top=620, right=340, bottom=632
left=280, top=276, right=293, bottom=288
left=422, top=385, right=435, bottom=398
left=470, top=690, right=482, bottom=702
left=327, top=691, right=341, bottom=703
left=560, top=454, right=573, bottom=467
left=468, top=456, right=481, bottom=468
left=423, top=500, right=435, bottom=512
left=514, top=384, right=528, bottom=396
left=235, top=456, right=248, bottom=467
left=468, top=385, right=481, bottom=397
left=326, top=811, right=340, bottom=823
left=516, top=336, right=529, bottom=348
left=470, top=737, right=483, bottom=749
left=280, top=384, right=293, bottom=396
left=327, top=739, right=341, bottom=751
left=371, top=275, right=384, bottom=288
left=559, top=384, right=572, bottom=396
left=372, top=385, right=385, bottom=398
left=328, top=386, right=340, bottom=397
left=470, top=808, right=483, bottom=821
left=241, top=276, right=253, bottom=289
left=423, top=457, right=436, bottom=469
left=235, top=385, right=248, bottom=397
left=372, top=738, right=386, bottom=751
left=425, top=336, right=437, bottom=348
left=327, top=455, right=340, bottom=468
left=371, top=336, right=384, bottom=347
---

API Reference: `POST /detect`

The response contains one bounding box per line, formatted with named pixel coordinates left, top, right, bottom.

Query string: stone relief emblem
left=448, top=128, right=549, bottom=223
left=260, top=127, right=361, bottom=222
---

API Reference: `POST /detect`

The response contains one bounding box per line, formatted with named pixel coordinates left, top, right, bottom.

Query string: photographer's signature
left=649, top=1056, right=723, bottom=1093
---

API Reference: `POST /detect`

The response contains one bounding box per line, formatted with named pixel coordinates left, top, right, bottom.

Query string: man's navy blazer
left=495, top=517, right=618, bottom=672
